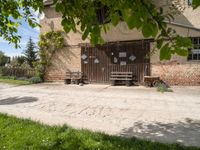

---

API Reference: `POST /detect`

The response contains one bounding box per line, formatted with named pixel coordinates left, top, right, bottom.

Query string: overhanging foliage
left=0, top=0, right=200, bottom=60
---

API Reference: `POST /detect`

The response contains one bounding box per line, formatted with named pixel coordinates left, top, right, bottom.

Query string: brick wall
left=44, top=46, right=81, bottom=81
left=41, top=6, right=200, bottom=84
left=41, top=7, right=87, bottom=81
left=151, top=63, right=200, bottom=86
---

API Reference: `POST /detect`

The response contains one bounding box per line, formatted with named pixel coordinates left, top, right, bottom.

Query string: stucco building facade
left=41, top=0, right=200, bottom=85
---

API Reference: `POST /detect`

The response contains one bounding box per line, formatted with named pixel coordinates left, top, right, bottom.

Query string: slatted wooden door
left=81, top=41, right=150, bottom=83
left=81, top=46, right=110, bottom=83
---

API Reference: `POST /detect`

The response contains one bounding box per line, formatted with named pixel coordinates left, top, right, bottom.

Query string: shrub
left=156, top=82, right=173, bottom=93
left=0, top=76, right=16, bottom=80
left=29, top=77, right=43, bottom=84
left=0, top=67, right=36, bottom=78
left=16, top=77, right=28, bottom=81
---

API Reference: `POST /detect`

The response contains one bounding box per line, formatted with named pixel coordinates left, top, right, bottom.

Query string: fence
left=0, top=67, right=36, bottom=78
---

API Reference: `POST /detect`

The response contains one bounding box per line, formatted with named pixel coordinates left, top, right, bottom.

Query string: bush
left=29, top=77, right=43, bottom=84
left=0, top=66, right=36, bottom=78
left=16, top=77, right=28, bottom=81
left=156, top=82, right=173, bottom=93
left=0, top=76, right=16, bottom=80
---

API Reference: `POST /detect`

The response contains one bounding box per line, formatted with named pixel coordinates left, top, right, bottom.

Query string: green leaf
left=175, top=36, right=192, bottom=48
left=193, top=0, right=200, bottom=9
left=157, top=39, right=164, bottom=49
left=90, top=34, right=99, bottom=45
left=142, top=23, right=153, bottom=38
left=111, top=13, right=120, bottom=26
left=81, top=23, right=86, bottom=32
left=82, top=27, right=90, bottom=40
left=92, top=26, right=100, bottom=35
left=61, top=18, right=71, bottom=33
left=151, top=23, right=158, bottom=37
left=122, top=9, right=130, bottom=22
left=127, top=15, right=136, bottom=29
left=7, top=22, right=13, bottom=28
left=63, top=25, right=71, bottom=33
left=126, top=13, right=141, bottom=29
left=55, top=3, right=64, bottom=12
left=160, top=43, right=171, bottom=60
left=175, top=48, right=188, bottom=56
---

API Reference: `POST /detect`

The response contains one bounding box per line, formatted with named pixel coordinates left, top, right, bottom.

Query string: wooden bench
left=110, top=72, right=134, bottom=86
left=64, top=71, right=83, bottom=85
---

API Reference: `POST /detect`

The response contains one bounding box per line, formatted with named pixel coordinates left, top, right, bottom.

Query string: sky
left=0, top=11, right=40, bottom=57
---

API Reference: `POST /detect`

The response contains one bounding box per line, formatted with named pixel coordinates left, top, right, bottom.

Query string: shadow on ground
left=119, top=118, right=200, bottom=147
left=0, top=97, right=38, bottom=105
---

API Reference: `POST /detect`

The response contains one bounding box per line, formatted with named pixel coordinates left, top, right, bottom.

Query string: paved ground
left=0, top=83, right=200, bottom=147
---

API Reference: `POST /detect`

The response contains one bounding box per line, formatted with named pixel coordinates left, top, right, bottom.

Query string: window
left=96, top=4, right=122, bottom=25
left=187, top=0, right=192, bottom=6
left=96, top=5, right=109, bottom=24
left=188, top=37, right=200, bottom=61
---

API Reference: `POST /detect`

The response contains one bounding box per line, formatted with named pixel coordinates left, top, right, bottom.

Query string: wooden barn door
left=81, top=46, right=110, bottom=83
left=81, top=41, right=150, bottom=83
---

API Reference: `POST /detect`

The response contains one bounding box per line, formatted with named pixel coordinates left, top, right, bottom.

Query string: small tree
left=16, top=56, right=26, bottom=65
left=0, top=51, right=10, bottom=66
left=24, top=37, right=38, bottom=68
left=38, top=31, right=64, bottom=80
left=9, top=56, right=26, bottom=67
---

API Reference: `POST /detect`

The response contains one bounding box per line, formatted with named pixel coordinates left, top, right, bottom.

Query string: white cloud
left=0, top=37, right=9, bottom=44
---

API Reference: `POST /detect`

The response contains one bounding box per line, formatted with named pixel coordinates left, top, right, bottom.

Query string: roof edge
left=165, top=21, right=200, bottom=31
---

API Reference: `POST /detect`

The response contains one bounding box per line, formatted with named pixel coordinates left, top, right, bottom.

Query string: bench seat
left=110, top=72, right=135, bottom=86
left=110, top=78, right=133, bottom=81
left=64, top=72, right=83, bottom=84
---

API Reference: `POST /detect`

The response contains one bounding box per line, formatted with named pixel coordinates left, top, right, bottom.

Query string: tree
left=0, top=0, right=43, bottom=48
left=13, top=56, right=26, bottom=66
left=16, top=56, right=26, bottom=65
left=0, top=51, right=10, bottom=66
left=37, top=31, right=64, bottom=80
left=10, top=56, right=21, bottom=67
left=24, top=37, right=38, bottom=68
left=0, top=0, right=200, bottom=60
left=9, top=56, right=26, bottom=68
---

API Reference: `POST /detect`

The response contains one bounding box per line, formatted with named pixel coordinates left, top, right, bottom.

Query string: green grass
left=0, top=113, right=199, bottom=150
left=0, top=77, right=31, bottom=85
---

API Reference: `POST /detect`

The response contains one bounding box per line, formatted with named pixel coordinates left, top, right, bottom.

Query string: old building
left=41, top=0, right=200, bottom=85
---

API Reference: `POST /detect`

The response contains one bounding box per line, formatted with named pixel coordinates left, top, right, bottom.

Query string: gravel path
left=0, top=83, right=200, bottom=147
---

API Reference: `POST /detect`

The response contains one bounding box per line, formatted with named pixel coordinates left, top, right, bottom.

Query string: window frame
left=187, top=0, right=192, bottom=6
left=188, top=37, right=200, bottom=62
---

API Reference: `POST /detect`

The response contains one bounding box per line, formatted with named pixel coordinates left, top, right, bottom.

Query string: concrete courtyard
left=0, top=83, right=200, bottom=147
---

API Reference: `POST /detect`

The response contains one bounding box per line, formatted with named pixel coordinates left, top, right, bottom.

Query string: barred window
left=187, top=0, right=192, bottom=6
left=188, top=37, right=200, bottom=61
left=96, top=6, right=109, bottom=24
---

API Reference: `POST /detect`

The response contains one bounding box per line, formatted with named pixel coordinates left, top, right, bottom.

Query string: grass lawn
left=0, top=113, right=199, bottom=150
left=0, top=77, right=30, bottom=85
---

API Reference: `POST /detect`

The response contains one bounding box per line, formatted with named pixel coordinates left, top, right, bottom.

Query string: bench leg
left=145, top=81, right=152, bottom=87
left=111, top=80, right=116, bottom=86
left=71, top=79, right=75, bottom=84
left=75, top=79, right=80, bottom=85
left=126, top=81, right=132, bottom=86
left=152, top=80, right=160, bottom=87
left=64, top=79, right=71, bottom=84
